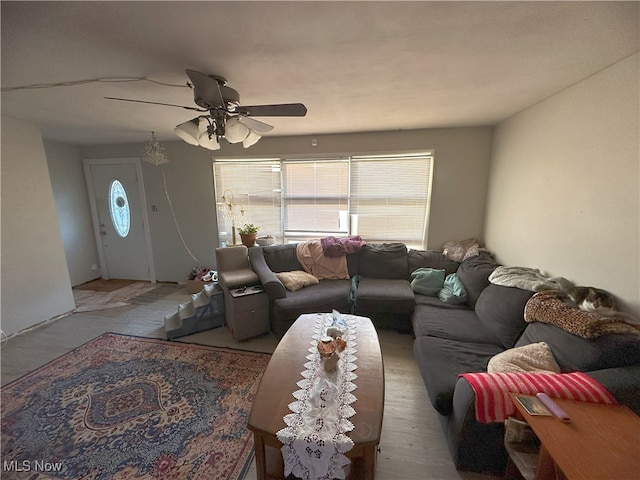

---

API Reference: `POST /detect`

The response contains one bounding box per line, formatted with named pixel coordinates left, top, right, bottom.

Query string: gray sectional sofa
left=248, top=243, right=640, bottom=475
left=248, top=242, right=421, bottom=338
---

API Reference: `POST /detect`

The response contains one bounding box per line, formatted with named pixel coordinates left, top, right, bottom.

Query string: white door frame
left=84, top=157, right=156, bottom=282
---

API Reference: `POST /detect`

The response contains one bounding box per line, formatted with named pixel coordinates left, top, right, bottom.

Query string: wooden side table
left=509, top=394, right=640, bottom=480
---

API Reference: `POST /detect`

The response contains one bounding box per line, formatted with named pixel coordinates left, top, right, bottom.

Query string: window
left=109, top=179, right=130, bottom=237
left=213, top=160, right=281, bottom=245
left=214, top=152, right=433, bottom=248
left=283, top=159, right=349, bottom=240
left=351, top=154, right=432, bottom=247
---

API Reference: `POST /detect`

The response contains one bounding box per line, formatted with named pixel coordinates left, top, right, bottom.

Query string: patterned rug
left=1, top=333, right=271, bottom=480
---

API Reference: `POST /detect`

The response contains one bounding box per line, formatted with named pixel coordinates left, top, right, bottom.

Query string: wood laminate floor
left=1, top=283, right=499, bottom=480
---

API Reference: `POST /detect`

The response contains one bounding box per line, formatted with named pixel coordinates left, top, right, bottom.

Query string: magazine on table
left=515, top=395, right=552, bottom=416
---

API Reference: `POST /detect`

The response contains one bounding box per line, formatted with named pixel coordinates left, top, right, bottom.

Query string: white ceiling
left=2, top=1, right=638, bottom=145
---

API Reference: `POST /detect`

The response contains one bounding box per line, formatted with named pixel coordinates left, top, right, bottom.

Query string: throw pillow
left=438, top=273, right=467, bottom=304
left=442, top=238, right=482, bottom=262
left=410, top=268, right=445, bottom=296
left=487, top=342, right=561, bottom=374
left=275, top=270, right=319, bottom=292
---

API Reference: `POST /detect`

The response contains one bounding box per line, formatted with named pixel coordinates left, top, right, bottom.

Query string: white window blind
left=213, top=152, right=433, bottom=248
left=213, top=160, right=282, bottom=243
left=351, top=153, right=432, bottom=247
left=282, top=159, right=349, bottom=237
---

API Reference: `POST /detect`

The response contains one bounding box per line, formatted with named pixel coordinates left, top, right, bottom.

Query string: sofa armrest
left=248, top=246, right=287, bottom=299
left=448, top=376, right=508, bottom=474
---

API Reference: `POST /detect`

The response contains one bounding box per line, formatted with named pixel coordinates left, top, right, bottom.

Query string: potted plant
left=238, top=223, right=259, bottom=247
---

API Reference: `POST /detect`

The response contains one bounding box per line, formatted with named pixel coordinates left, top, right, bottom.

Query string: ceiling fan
left=105, top=69, right=307, bottom=149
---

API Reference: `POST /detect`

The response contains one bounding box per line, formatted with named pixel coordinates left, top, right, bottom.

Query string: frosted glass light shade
left=242, top=130, right=261, bottom=148
left=174, top=119, right=200, bottom=145
left=175, top=116, right=260, bottom=149
left=199, top=131, right=220, bottom=150
left=225, top=118, right=250, bottom=143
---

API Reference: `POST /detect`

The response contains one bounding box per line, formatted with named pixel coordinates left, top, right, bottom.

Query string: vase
left=240, top=233, right=257, bottom=247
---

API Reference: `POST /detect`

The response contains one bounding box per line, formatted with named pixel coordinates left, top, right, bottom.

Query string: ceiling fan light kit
left=224, top=118, right=251, bottom=144
left=198, top=126, right=221, bottom=151
left=107, top=69, right=307, bottom=150
left=242, top=130, right=262, bottom=149
left=174, top=119, right=201, bottom=146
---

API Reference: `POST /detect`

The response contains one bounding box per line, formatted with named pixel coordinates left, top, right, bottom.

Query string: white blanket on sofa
left=489, top=266, right=573, bottom=292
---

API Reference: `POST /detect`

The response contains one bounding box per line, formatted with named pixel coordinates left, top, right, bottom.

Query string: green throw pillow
left=410, top=268, right=445, bottom=296
left=438, top=273, right=468, bottom=304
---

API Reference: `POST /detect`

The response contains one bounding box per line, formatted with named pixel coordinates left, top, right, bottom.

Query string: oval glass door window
left=109, top=180, right=131, bottom=237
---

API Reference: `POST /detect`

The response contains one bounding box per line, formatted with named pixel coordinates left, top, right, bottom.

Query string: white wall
left=1, top=117, right=76, bottom=336
left=44, top=140, right=100, bottom=286
left=484, top=53, right=640, bottom=316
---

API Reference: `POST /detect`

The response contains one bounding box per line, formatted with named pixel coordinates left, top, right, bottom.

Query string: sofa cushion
left=414, top=294, right=470, bottom=310
left=414, top=336, right=504, bottom=415
left=408, top=249, right=460, bottom=276
left=357, top=243, right=408, bottom=280
left=262, top=244, right=303, bottom=272
left=438, top=273, right=467, bottom=304
left=516, top=322, right=640, bottom=372
left=411, top=305, right=502, bottom=345
left=354, top=277, right=415, bottom=315
left=475, top=284, right=534, bottom=349
left=274, top=279, right=351, bottom=311
left=275, top=270, right=319, bottom=291
left=487, top=342, right=561, bottom=373
left=410, top=268, right=445, bottom=295
left=456, top=252, right=500, bottom=308
left=272, top=279, right=352, bottom=337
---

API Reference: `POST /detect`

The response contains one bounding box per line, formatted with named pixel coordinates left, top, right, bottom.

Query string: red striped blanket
left=460, top=372, right=616, bottom=423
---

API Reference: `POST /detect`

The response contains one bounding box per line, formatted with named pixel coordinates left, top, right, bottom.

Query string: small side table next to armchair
left=216, top=245, right=270, bottom=341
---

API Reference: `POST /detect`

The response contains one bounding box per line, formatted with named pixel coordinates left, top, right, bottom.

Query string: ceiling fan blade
left=104, top=97, right=206, bottom=112
left=239, top=103, right=307, bottom=117
left=185, top=69, right=224, bottom=110
left=238, top=116, right=274, bottom=133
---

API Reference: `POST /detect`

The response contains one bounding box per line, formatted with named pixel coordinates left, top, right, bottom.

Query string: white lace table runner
left=276, top=313, right=358, bottom=480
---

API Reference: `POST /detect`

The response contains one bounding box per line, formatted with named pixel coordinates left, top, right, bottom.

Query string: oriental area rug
left=1, top=333, right=271, bottom=480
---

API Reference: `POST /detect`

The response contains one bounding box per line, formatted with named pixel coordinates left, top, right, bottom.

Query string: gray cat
left=560, top=286, right=617, bottom=313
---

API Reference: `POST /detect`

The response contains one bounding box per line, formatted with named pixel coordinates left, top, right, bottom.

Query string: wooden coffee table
left=248, top=313, right=384, bottom=480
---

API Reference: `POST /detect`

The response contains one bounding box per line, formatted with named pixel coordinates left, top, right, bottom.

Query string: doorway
left=84, top=158, right=155, bottom=281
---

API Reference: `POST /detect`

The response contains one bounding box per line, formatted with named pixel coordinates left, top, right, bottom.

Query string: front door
left=84, top=158, right=155, bottom=281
